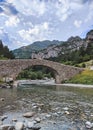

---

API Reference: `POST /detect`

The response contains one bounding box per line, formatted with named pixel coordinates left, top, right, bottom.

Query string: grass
left=67, top=69, right=93, bottom=85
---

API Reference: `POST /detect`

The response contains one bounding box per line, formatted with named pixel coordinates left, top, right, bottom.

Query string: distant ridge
left=13, top=40, right=62, bottom=59
left=13, top=30, right=93, bottom=60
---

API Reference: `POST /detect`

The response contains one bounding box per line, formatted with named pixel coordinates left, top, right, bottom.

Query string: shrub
left=37, top=71, right=43, bottom=79
left=81, top=63, right=86, bottom=68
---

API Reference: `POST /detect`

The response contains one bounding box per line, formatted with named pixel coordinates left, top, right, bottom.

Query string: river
left=0, top=84, right=93, bottom=130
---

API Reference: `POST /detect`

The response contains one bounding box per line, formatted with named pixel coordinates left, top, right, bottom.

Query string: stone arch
left=16, top=64, right=60, bottom=83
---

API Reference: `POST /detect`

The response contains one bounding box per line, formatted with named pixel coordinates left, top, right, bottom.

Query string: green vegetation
left=17, top=66, right=53, bottom=80
left=49, top=42, right=93, bottom=67
left=67, top=70, right=93, bottom=85
left=0, top=40, right=15, bottom=59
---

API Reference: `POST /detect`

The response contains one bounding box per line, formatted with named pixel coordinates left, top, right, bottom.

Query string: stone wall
left=0, top=59, right=83, bottom=83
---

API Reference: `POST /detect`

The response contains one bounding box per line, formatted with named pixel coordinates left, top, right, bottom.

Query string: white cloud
left=74, top=20, right=82, bottom=28
left=5, top=16, right=20, bottom=27
left=85, top=1, right=93, bottom=22
left=10, top=0, right=46, bottom=16
left=18, top=22, right=50, bottom=43
left=55, top=0, right=88, bottom=22
left=7, top=0, right=14, bottom=3
left=69, top=0, right=86, bottom=10
left=55, top=0, right=71, bottom=22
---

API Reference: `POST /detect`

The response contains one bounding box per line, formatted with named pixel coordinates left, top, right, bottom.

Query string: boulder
left=0, top=124, right=14, bottom=130
left=23, top=112, right=35, bottom=118
left=85, top=121, right=93, bottom=129
left=15, top=122, right=24, bottom=130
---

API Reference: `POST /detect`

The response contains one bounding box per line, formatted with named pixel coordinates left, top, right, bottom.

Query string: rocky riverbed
left=0, top=84, right=93, bottom=130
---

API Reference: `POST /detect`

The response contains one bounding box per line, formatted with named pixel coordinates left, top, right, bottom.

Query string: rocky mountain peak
left=86, top=30, right=93, bottom=41
left=67, top=36, right=82, bottom=42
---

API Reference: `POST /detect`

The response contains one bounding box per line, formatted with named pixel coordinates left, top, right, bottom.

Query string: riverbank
left=62, top=83, right=93, bottom=88
left=13, top=79, right=93, bottom=88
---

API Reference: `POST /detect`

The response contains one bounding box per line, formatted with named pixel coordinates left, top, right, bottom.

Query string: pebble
left=32, top=106, right=38, bottom=109
left=0, top=115, right=8, bottom=121
left=63, top=107, right=69, bottom=111
left=0, top=98, right=5, bottom=101
left=35, top=118, right=41, bottom=123
left=12, top=118, right=17, bottom=122
left=53, top=113, right=59, bottom=116
left=57, top=111, right=61, bottom=114
left=85, top=121, right=93, bottom=129
left=27, top=121, right=36, bottom=128
left=37, top=103, right=44, bottom=107
left=0, top=121, right=3, bottom=125
left=45, top=114, right=51, bottom=118
left=30, top=126, right=41, bottom=130
left=64, top=111, right=70, bottom=115
left=38, top=108, right=41, bottom=111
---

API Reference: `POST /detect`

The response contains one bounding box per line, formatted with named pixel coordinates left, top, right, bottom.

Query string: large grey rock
left=0, top=124, right=14, bottom=130
left=23, top=112, right=35, bottom=118
left=85, top=121, right=93, bottom=129
left=15, top=122, right=24, bottom=130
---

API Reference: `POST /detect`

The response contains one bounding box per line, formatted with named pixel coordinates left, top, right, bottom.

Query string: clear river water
left=0, top=84, right=93, bottom=130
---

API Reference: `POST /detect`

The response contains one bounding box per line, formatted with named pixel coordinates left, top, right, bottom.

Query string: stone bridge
left=0, top=59, right=83, bottom=83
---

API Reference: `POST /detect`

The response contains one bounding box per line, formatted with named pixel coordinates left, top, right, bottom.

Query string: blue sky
left=0, top=0, right=93, bottom=49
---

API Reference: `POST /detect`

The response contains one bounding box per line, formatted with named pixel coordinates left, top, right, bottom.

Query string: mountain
left=13, top=40, right=62, bottom=59
left=31, top=36, right=87, bottom=59
left=13, top=30, right=93, bottom=62
left=31, top=30, right=93, bottom=66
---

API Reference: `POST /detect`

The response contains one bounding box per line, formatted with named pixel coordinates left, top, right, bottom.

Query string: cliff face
left=31, top=34, right=89, bottom=59
left=31, top=45, right=62, bottom=59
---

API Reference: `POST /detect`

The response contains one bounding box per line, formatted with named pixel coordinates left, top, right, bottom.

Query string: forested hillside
left=0, top=40, right=15, bottom=59
left=13, top=40, right=61, bottom=59
left=49, top=41, right=93, bottom=66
